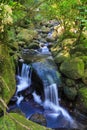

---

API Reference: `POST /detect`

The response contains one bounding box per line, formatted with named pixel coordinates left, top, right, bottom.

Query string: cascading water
left=17, top=63, right=31, bottom=93
left=16, top=63, right=32, bottom=105
left=14, top=47, right=77, bottom=128
left=32, top=60, right=77, bottom=128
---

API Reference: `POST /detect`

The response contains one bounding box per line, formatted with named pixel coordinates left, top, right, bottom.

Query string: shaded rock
left=60, top=57, right=84, bottom=79
left=65, top=79, right=75, bottom=87
left=63, top=86, right=77, bottom=100
left=28, top=43, right=39, bottom=49
left=29, top=113, right=47, bottom=126
left=71, top=42, right=87, bottom=55
left=9, top=42, right=19, bottom=51
left=82, top=69, right=87, bottom=85
left=18, top=41, right=26, bottom=47
left=61, top=38, right=76, bottom=48
left=40, top=26, right=50, bottom=33
left=76, top=87, right=87, bottom=114
left=46, top=35, right=56, bottom=42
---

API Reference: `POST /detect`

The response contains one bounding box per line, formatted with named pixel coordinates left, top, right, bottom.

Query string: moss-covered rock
left=0, top=44, right=16, bottom=110
left=82, top=69, right=87, bottom=85
left=76, top=87, right=87, bottom=114
left=63, top=86, right=77, bottom=100
left=61, top=38, right=76, bottom=48
left=60, top=57, right=84, bottom=79
left=0, top=113, right=51, bottom=130
left=16, top=28, right=38, bottom=43
left=9, top=42, right=19, bottom=51
left=28, top=43, right=39, bottom=49
left=30, top=113, right=47, bottom=126
left=54, top=51, right=70, bottom=64
left=65, top=78, right=75, bottom=87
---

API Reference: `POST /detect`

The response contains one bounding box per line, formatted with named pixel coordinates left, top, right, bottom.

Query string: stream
left=8, top=47, right=78, bottom=129
left=8, top=21, right=86, bottom=130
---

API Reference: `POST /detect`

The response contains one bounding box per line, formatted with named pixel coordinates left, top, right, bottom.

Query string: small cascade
left=44, top=83, right=59, bottom=106
left=44, top=74, right=59, bottom=106
left=16, top=63, right=32, bottom=105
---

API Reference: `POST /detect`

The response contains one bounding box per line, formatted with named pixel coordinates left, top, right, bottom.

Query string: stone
left=17, top=28, right=38, bottom=43
left=29, top=113, right=47, bottom=126
left=28, top=43, right=39, bottom=49
left=65, top=79, right=75, bottom=87
left=46, top=34, right=56, bottom=42
left=64, top=86, right=77, bottom=100
left=41, top=26, right=50, bottom=33
left=9, top=42, right=19, bottom=51
left=54, top=51, right=70, bottom=64
left=60, top=57, right=84, bottom=79
left=76, top=87, right=87, bottom=114
left=82, top=69, right=87, bottom=85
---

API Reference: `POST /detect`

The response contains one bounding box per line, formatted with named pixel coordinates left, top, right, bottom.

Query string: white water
left=16, top=62, right=75, bottom=126
left=17, top=63, right=31, bottom=93
left=33, top=74, right=74, bottom=125
left=16, top=63, right=32, bottom=105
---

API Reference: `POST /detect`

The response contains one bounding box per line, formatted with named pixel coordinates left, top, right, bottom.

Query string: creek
left=8, top=21, right=86, bottom=130
left=8, top=46, right=78, bottom=129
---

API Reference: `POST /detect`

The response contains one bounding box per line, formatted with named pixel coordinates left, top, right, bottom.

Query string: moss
left=0, top=44, right=16, bottom=107
left=28, top=43, right=39, bottom=49
left=79, top=87, right=87, bottom=108
left=60, top=57, right=84, bottom=79
left=0, top=113, right=51, bottom=130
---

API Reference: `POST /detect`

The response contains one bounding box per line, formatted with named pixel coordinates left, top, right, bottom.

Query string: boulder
left=63, top=86, right=77, bottom=100
left=41, top=26, right=50, bottom=33
left=46, top=34, right=56, bottom=42
left=60, top=58, right=84, bottom=79
left=54, top=51, right=70, bottom=64
left=28, top=43, right=39, bottom=49
left=61, top=38, right=76, bottom=48
left=9, top=42, right=19, bottom=51
left=17, top=28, right=38, bottom=43
left=82, top=69, right=87, bottom=85
left=65, top=78, right=75, bottom=87
left=29, top=113, right=47, bottom=126
left=76, top=87, right=87, bottom=114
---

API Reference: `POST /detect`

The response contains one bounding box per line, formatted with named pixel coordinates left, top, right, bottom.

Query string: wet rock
left=29, top=113, right=47, bottom=126
left=60, top=57, right=84, bottom=79
left=46, top=35, right=56, bottom=42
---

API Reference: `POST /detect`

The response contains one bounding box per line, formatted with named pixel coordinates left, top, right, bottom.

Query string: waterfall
left=44, top=74, right=59, bottom=106
left=16, top=63, right=32, bottom=94
left=44, top=83, right=59, bottom=106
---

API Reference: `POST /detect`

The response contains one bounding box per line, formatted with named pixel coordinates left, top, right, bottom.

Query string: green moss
left=60, top=57, right=84, bottom=79
left=79, top=87, right=87, bottom=108
left=0, top=113, right=51, bottom=130
left=0, top=44, right=16, bottom=107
